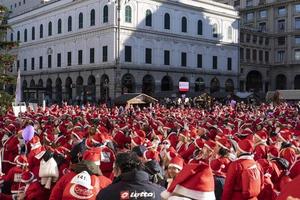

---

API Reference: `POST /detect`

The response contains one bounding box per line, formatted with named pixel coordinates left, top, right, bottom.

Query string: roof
left=114, top=93, right=158, bottom=105
left=235, top=92, right=253, bottom=99
left=266, top=90, right=300, bottom=100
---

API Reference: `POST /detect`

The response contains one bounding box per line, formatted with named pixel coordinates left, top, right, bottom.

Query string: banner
left=179, top=82, right=189, bottom=92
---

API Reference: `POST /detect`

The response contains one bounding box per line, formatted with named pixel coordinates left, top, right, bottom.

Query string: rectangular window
left=259, top=10, right=267, bottom=18
left=78, top=50, right=83, bottom=65
left=278, top=19, right=285, bottom=32
left=48, top=55, right=52, bottom=68
left=252, top=49, right=257, bottom=61
left=197, top=54, right=202, bottom=68
left=90, top=48, right=95, bottom=64
left=296, top=17, right=300, bottom=29
left=246, top=49, right=251, bottom=60
left=240, top=48, right=244, bottom=60
left=246, top=34, right=251, bottom=43
left=181, top=52, right=187, bottom=67
left=17, top=60, right=20, bottom=71
left=278, top=37, right=285, bottom=45
left=103, top=46, right=108, bottom=62
left=145, top=48, right=152, bottom=64
left=227, top=57, right=232, bottom=71
left=31, top=57, right=34, bottom=70
left=24, top=59, right=27, bottom=71
left=57, top=53, right=61, bottom=67
left=39, top=56, right=43, bottom=69
left=246, top=13, right=254, bottom=21
left=246, top=0, right=253, bottom=7
left=164, top=50, right=170, bottom=65
left=277, top=50, right=285, bottom=62
left=213, top=56, right=217, bottom=69
left=240, top=33, right=244, bottom=42
left=296, top=4, right=300, bottom=13
left=278, top=7, right=286, bottom=16
left=67, top=52, right=72, bottom=66
left=125, top=46, right=132, bottom=62
left=259, top=50, right=263, bottom=62
left=259, top=22, right=266, bottom=32
left=296, top=36, right=300, bottom=44
left=265, top=51, right=269, bottom=63
left=259, top=37, right=264, bottom=45
left=253, top=35, right=257, bottom=44
left=265, top=38, right=269, bottom=45
left=295, top=50, right=300, bottom=60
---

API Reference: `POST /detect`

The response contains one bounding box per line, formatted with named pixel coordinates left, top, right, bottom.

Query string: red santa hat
left=161, top=163, right=215, bottom=200
left=204, top=140, right=216, bottom=151
left=255, top=130, right=268, bottom=142
left=21, top=171, right=35, bottom=183
left=168, top=156, right=184, bottom=171
left=237, top=139, right=254, bottom=154
left=82, top=148, right=101, bottom=166
left=166, top=147, right=177, bottom=161
left=143, top=150, right=160, bottom=162
left=278, top=129, right=292, bottom=142
left=216, top=138, right=232, bottom=150
left=71, top=130, right=85, bottom=141
left=268, top=145, right=279, bottom=158
left=131, top=136, right=144, bottom=147
left=14, top=155, right=29, bottom=167
left=194, top=138, right=204, bottom=149
left=30, top=136, right=42, bottom=150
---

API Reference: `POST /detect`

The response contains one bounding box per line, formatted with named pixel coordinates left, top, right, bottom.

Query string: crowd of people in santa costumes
left=0, top=101, right=300, bottom=199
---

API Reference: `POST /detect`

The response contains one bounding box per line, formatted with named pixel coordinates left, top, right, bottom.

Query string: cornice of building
left=238, top=0, right=298, bottom=13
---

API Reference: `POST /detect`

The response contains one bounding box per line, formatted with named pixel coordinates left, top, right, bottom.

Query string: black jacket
left=96, top=169, right=165, bottom=200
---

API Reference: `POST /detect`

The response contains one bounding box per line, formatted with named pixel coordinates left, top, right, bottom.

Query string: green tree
left=0, top=5, right=18, bottom=115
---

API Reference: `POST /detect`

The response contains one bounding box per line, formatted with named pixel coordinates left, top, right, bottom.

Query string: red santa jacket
left=2, top=136, right=19, bottom=173
left=222, top=155, right=264, bottom=200
left=27, top=147, right=44, bottom=178
left=49, top=171, right=111, bottom=200
left=24, top=179, right=45, bottom=200
left=4, top=166, right=25, bottom=193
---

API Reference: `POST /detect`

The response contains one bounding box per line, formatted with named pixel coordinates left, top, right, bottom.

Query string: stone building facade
left=5, top=0, right=239, bottom=103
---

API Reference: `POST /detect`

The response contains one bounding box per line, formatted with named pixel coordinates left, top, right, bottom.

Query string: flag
left=15, top=69, right=21, bottom=104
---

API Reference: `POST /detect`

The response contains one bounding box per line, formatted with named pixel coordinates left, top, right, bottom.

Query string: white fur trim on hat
left=168, top=163, right=183, bottom=171
left=30, top=142, right=41, bottom=150
left=173, top=185, right=215, bottom=200
left=216, top=141, right=229, bottom=150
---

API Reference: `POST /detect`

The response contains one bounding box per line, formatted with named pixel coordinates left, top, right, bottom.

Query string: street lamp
left=115, top=0, right=122, bottom=98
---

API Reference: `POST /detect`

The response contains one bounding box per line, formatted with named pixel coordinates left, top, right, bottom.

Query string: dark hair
left=115, top=152, right=142, bottom=173
left=218, top=147, right=229, bottom=157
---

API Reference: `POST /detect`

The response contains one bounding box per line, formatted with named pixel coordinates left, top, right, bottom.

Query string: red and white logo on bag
left=120, top=191, right=129, bottom=200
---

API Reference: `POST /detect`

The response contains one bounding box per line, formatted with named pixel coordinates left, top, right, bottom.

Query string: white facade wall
left=7, top=0, right=239, bottom=102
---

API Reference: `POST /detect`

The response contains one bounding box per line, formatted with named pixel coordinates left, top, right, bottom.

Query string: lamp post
left=115, top=0, right=122, bottom=98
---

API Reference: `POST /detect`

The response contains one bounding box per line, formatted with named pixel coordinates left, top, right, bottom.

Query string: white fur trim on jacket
left=172, top=185, right=215, bottom=200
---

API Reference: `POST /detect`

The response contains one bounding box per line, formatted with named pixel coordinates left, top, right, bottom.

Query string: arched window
left=10, top=33, right=13, bottom=41
left=197, top=20, right=203, bottom=35
left=57, top=19, right=62, bottom=34
left=145, top=9, right=152, bottom=27
left=17, top=31, right=20, bottom=41
left=39, top=24, right=43, bottom=38
left=24, top=29, right=27, bottom=42
left=79, top=13, right=83, bottom=29
left=103, top=5, right=108, bottom=23
left=90, top=9, right=95, bottom=26
left=212, top=23, right=218, bottom=38
left=164, top=13, right=170, bottom=30
left=228, top=26, right=233, bottom=40
left=125, top=6, right=132, bottom=23
left=181, top=17, right=187, bottom=33
left=31, top=27, right=35, bottom=40
left=48, top=21, right=52, bottom=36
left=68, top=16, right=72, bottom=32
